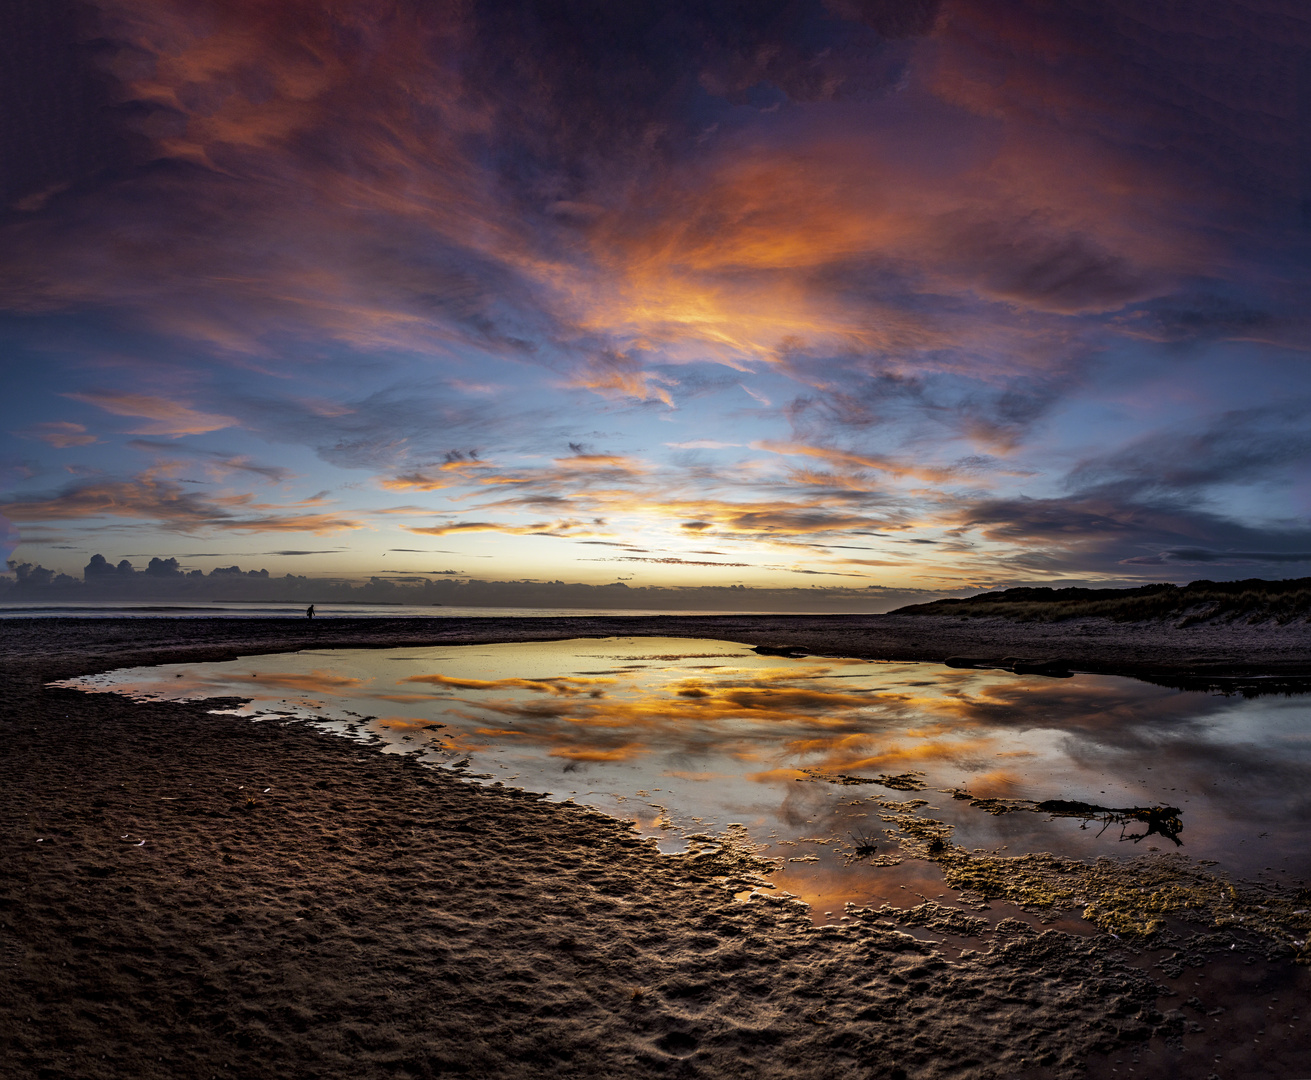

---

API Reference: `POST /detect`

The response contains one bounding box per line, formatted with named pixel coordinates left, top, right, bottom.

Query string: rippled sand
left=3, top=617, right=1311, bottom=1079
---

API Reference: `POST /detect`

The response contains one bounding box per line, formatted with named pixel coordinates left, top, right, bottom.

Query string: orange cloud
left=548, top=745, right=645, bottom=762
left=963, top=770, right=1026, bottom=798
left=229, top=670, right=364, bottom=694
left=14, top=422, right=97, bottom=448
left=568, top=353, right=675, bottom=406
left=745, top=767, right=812, bottom=783
left=379, top=473, right=451, bottom=492
left=466, top=482, right=902, bottom=541
left=375, top=715, right=440, bottom=731
left=753, top=441, right=962, bottom=484
left=551, top=453, right=649, bottom=474
left=403, top=674, right=616, bottom=696
left=404, top=519, right=610, bottom=538
left=790, top=738, right=995, bottom=775
left=65, top=391, right=238, bottom=436
left=662, top=770, right=731, bottom=781
left=1, top=476, right=362, bottom=534
left=379, top=456, right=498, bottom=492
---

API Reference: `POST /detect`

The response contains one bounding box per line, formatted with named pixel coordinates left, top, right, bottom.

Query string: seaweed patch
left=872, top=802, right=1311, bottom=959
left=800, top=768, right=926, bottom=791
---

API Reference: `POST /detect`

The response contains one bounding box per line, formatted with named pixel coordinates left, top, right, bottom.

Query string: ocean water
left=0, top=600, right=768, bottom=619
left=58, top=636, right=1311, bottom=918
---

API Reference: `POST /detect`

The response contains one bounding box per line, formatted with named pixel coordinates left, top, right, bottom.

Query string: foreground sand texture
left=3, top=617, right=1311, bottom=1079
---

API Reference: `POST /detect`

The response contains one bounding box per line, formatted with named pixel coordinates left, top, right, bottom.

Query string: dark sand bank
left=4, top=619, right=1311, bottom=1079
left=5, top=609, right=1310, bottom=679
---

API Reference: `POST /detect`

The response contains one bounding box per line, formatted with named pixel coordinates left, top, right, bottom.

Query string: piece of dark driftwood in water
left=1036, top=800, right=1184, bottom=846
left=950, top=790, right=1186, bottom=846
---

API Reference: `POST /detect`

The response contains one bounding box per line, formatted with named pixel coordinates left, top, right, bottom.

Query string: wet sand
left=4, top=610, right=1309, bottom=680
left=3, top=617, right=1310, bottom=1079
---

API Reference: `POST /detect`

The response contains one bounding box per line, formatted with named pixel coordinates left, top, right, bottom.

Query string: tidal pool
left=59, top=636, right=1311, bottom=922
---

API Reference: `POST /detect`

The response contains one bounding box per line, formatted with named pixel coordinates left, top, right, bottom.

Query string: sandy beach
left=7, top=610, right=1311, bottom=680
left=4, top=615, right=1311, bottom=1079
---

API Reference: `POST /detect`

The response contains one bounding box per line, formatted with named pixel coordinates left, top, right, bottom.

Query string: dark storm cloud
left=1125, top=292, right=1280, bottom=345
left=1121, top=549, right=1311, bottom=567
left=941, top=217, right=1154, bottom=314
left=463, top=0, right=939, bottom=183
left=955, top=490, right=1311, bottom=577
left=933, top=0, right=1311, bottom=215
left=945, top=403, right=1311, bottom=574
left=0, top=1, right=140, bottom=214
left=1066, top=406, right=1311, bottom=497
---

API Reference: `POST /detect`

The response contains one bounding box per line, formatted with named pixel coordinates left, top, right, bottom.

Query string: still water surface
left=61, top=637, right=1311, bottom=917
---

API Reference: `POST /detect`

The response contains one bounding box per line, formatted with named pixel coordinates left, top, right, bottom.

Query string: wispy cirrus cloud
left=1122, top=548, right=1311, bottom=567
left=380, top=450, right=649, bottom=497
left=14, top=421, right=97, bottom=448
left=405, top=518, right=609, bottom=539
left=66, top=392, right=238, bottom=436
left=1, top=476, right=362, bottom=534
left=127, top=439, right=293, bottom=482
left=585, top=556, right=753, bottom=568
left=753, top=440, right=979, bottom=485
left=567, top=352, right=676, bottom=407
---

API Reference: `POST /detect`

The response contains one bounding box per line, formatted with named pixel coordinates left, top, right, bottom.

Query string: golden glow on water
left=59, top=637, right=1311, bottom=914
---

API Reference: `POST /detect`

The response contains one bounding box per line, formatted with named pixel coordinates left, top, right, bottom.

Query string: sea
left=0, top=600, right=776, bottom=619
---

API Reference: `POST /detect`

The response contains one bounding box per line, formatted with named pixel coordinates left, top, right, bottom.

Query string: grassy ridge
left=892, top=577, right=1311, bottom=624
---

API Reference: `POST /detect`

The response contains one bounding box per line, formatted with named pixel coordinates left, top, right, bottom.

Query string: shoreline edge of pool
left=4, top=614, right=1311, bottom=1080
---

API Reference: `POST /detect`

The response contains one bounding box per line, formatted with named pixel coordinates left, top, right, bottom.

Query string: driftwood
left=948, top=788, right=1184, bottom=846
left=1036, top=799, right=1184, bottom=846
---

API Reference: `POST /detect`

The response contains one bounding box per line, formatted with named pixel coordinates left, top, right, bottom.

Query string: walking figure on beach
left=306, top=604, right=315, bottom=620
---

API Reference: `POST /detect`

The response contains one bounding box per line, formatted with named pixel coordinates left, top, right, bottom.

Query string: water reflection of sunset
left=60, top=637, right=1311, bottom=908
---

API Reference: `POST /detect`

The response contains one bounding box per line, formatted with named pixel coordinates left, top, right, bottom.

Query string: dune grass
left=892, top=577, right=1311, bottom=624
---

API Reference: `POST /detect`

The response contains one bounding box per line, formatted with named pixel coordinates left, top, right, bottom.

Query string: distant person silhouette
left=307, top=604, right=315, bottom=620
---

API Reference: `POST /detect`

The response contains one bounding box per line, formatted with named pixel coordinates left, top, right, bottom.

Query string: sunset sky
left=3, top=0, right=1311, bottom=604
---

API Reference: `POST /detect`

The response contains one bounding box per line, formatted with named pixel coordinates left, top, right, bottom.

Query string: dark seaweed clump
left=892, top=577, right=1311, bottom=625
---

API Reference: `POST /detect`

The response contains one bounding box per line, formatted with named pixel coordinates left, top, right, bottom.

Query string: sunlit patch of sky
left=2, top=1, right=1310, bottom=606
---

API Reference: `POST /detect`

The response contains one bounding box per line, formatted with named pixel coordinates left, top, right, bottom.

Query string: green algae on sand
left=930, top=842, right=1311, bottom=960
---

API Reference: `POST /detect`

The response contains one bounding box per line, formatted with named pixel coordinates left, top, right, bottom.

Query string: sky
left=3, top=0, right=1311, bottom=608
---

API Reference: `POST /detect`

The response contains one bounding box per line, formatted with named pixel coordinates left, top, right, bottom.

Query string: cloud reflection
left=62, top=638, right=1311, bottom=884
